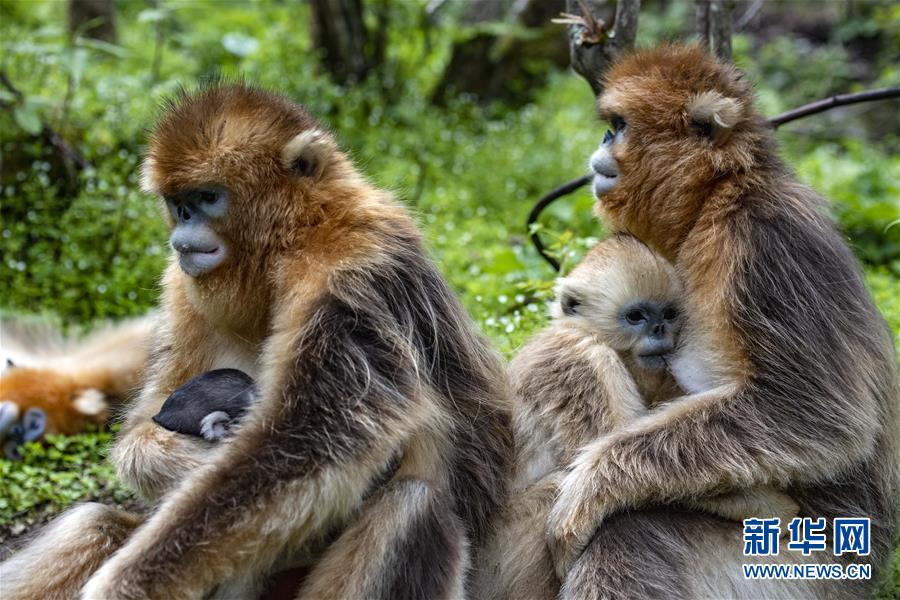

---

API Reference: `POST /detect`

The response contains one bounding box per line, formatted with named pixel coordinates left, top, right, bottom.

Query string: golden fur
left=3, top=83, right=512, bottom=600
left=0, top=317, right=152, bottom=437
left=549, top=45, right=898, bottom=599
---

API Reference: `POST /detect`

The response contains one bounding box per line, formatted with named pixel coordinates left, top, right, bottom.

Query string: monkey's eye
left=662, top=307, right=679, bottom=321
left=198, top=190, right=219, bottom=205
left=610, top=115, right=627, bottom=132
left=625, top=309, right=645, bottom=324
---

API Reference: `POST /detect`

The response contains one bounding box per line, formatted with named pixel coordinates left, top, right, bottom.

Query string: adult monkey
left=3, top=83, right=512, bottom=599
left=549, top=45, right=899, bottom=598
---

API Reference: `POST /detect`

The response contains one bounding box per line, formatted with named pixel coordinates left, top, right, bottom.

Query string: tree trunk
left=433, top=0, right=569, bottom=106
left=309, top=0, right=372, bottom=85
left=564, top=0, right=640, bottom=97
left=695, top=0, right=733, bottom=60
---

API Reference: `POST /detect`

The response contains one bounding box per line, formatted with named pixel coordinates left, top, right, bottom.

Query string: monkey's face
left=164, top=187, right=230, bottom=277
left=586, top=46, right=759, bottom=244
left=141, top=84, right=343, bottom=280
left=556, top=236, right=683, bottom=372
left=618, top=301, right=681, bottom=372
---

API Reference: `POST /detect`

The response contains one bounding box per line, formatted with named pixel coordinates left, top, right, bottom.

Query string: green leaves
left=12, top=103, right=42, bottom=134
left=0, top=428, right=132, bottom=526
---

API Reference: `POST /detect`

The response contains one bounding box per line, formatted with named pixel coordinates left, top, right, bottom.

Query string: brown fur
left=4, top=83, right=512, bottom=600
left=549, top=44, right=898, bottom=599
left=0, top=503, right=143, bottom=599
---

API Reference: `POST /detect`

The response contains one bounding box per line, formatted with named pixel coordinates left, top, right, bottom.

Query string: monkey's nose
left=177, top=204, right=194, bottom=222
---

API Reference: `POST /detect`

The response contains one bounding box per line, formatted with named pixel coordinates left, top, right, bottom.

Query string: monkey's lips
left=176, top=245, right=226, bottom=277
left=592, top=173, right=618, bottom=198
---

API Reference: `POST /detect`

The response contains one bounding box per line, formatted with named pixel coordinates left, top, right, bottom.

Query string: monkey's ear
left=687, top=91, right=741, bottom=143
left=561, top=291, right=582, bottom=316
left=281, top=129, right=336, bottom=179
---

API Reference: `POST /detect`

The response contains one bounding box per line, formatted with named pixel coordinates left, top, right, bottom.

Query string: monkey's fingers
left=546, top=499, right=602, bottom=579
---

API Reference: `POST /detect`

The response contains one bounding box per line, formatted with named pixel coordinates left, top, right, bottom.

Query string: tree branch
left=0, top=69, right=89, bottom=180
left=767, top=88, right=900, bottom=128
left=562, top=0, right=640, bottom=96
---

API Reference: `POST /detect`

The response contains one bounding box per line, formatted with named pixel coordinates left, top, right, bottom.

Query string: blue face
left=1, top=404, right=47, bottom=460
left=591, top=118, right=625, bottom=198
left=165, top=187, right=230, bottom=277
left=620, top=301, right=680, bottom=371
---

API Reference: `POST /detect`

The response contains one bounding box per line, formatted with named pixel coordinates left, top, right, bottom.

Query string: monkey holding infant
left=1, top=82, right=513, bottom=600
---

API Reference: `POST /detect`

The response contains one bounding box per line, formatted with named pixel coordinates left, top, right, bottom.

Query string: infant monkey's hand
left=152, top=369, right=256, bottom=441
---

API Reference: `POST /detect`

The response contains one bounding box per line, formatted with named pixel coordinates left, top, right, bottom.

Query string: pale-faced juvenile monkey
left=547, top=45, right=898, bottom=599
left=1, top=83, right=512, bottom=600
left=475, top=235, right=797, bottom=600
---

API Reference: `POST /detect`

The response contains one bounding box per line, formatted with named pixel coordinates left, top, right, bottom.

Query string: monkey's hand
left=546, top=437, right=620, bottom=579
left=111, top=420, right=210, bottom=501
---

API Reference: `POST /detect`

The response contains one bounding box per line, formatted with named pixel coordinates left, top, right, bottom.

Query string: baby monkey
left=153, top=369, right=256, bottom=442
left=477, top=235, right=797, bottom=599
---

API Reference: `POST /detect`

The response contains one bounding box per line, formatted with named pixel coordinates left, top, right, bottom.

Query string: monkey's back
left=330, top=219, right=514, bottom=550
left=727, top=181, right=899, bottom=569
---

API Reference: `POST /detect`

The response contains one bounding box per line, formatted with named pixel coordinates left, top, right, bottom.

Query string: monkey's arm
left=82, top=292, right=432, bottom=600
left=109, top=305, right=221, bottom=501
left=687, top=487, right=799, bottom=526
left=547, top=382, right=880, bottom=576
left=0, top=503, right=143, bottom=600
left=510, top=325, right=646, bottom=489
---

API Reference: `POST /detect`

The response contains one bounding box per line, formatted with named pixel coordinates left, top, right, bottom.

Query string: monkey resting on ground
left=0, top=82, right=513, bottom=600
left=0, top=316, right=153, bottom=458
left=474, top=234, right=798, bottom=600
left=546, top=44, right=898, bottom=599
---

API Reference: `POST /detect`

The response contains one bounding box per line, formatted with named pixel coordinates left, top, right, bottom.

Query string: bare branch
left=563, top=0, right=641, bottom=96
left=734, top=0, right=763, bottom=31
left=0, top=69, right=89, bottom=180
left=768, top=87, right=900, bottom=128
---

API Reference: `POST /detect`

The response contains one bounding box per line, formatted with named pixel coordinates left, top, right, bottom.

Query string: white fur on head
left=687, top=91, right=741, bottom=142
left=73, top=388, right=108, bottom=416
left=281, top=129, right=336, bottom=179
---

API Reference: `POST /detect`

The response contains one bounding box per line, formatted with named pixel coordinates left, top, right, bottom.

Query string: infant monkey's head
left=554, top=234, right=683, bottom=373
left=153, top=369, right=256, bottom=442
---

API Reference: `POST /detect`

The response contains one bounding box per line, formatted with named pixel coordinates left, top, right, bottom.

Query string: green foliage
left=0, top=2, right=897, bottom=581
left=0, top=427, right=131, bottom=526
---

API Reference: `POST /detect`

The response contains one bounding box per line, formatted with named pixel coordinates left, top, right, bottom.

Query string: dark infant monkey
left=153, top=369, right=256, bottom=442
